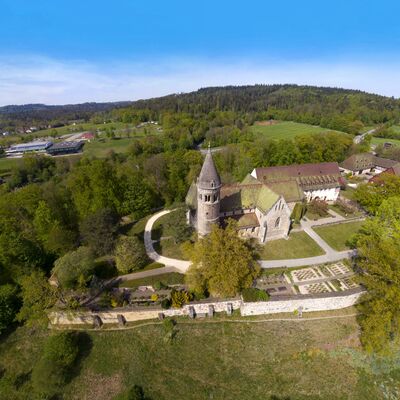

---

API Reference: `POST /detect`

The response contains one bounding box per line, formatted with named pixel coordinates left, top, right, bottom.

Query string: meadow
left=371, top=136, right=400, bottom=147
left=1, top=308, right=399, bottom=400
left=250, top=121, right=344, bottom=140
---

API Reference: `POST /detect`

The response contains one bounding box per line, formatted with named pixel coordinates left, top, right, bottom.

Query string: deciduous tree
left=356, top=197, right=400, bottom=353
left=115, top=236, right=147, bottom=274
left=185, top=220, right=260, bottom=297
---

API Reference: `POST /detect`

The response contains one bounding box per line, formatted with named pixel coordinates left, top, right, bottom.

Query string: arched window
left=275, top=217, right=280, bottom=228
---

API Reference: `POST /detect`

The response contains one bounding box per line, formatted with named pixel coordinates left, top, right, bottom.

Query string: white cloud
left=0, top=55, right=399, bottom=105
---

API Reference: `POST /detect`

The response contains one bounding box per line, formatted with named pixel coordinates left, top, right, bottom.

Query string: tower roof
left=198, top=147, right=221, bottom=189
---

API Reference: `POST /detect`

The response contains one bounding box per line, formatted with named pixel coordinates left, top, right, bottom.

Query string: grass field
left=151, top=209, right=192, bottom=260
left=118, top=272, right=185, bottom=288
left=0, top=136, right=149, bottom=175
left=83, top=137, right=138, bottom=157
left=0, top=122, right=161, bottom=146
left=371, top=136, right=400, bottom=147
left=1, top=309, right=400, bottom=399
left=313, top=221, right=364, bottom=251
left=251, top=121, right=344, bottom=140
left=260, top=231, right=324, bottom=260
left=0, top=156, right=22, bottom=174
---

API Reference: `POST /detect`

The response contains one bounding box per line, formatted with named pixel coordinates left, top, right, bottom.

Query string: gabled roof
left=340, top=153, right=398, bottom=172
left=220, top=183, right=279, bottom=213
left=224, top=213, right=260, bottom=229
left=253, top=162, right=341, bottom=191
left=265, top=180, right=304, bottom=202
left=254, top=162, right=340, bottom=181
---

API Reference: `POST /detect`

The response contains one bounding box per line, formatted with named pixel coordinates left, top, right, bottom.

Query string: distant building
left=340, top=153, right=399, bottom=176
left=46, top=141, right=85, bottom=156
left=369, top=163, right=400, bottom=183
left=79, top=132, right=95, bottom=141
left=6, top=141, right=53, bottom=156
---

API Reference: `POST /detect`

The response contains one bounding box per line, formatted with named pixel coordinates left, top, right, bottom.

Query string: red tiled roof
left=254, top=162, right=341, bottom=191
left=254, top=162, right=340, bottom=181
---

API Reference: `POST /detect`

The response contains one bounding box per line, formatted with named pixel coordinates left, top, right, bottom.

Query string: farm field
left=250, top=121, right=345, bottom=140
left=313, top=221, right=364, bottom=251
left=1, top=309, right=398, bottom=400
left=260, top=231, right=324, bottom=260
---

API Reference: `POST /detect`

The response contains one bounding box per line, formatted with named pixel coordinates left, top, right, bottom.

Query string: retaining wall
left=240, top=290, right=363, bottom=316
left=49, top=291, right=364, bottom=327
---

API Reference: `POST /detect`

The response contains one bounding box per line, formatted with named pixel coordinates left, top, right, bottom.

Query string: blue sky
left=1, top=0, right=400, bottom=104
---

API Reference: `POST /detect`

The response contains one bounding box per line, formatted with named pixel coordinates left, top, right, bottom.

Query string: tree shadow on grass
left=66, top=332, right=93, bottom=384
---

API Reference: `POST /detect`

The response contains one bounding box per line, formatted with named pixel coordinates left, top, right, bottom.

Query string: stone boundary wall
left=49, top=291, right=364, bottom=327
left=240, top=290, right=363, bottom=316
left=313, top=216, right=365, bottom=228
left=49, top=299, right=242, bottom=326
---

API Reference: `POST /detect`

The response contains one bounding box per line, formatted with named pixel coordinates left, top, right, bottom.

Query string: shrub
left=291, top=202, right=306, bottom=223
left=336, top=198, right=356, bottom=215
left=161, top=298, right=171, bottom=309
left=307, top=199, right=329, bottom=217
left=0, top=284, right=19, bottom=334
left=241, top=288, right=269, bottom=302
left=153, top=281, right=167, bottom=290
left=150, top=294, right=158, bottom=302
left=171, top=289, right=191, bottom=308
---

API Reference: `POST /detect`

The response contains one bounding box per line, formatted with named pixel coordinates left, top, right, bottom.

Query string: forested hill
left=127, top=84, right=400, bottom=124
left=0, top=101, right=132, bottom=130
left=2, top=84, right=400, bottom=132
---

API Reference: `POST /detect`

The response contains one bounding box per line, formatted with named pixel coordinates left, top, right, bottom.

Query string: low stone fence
left=240, top=288, right=364, bottom=316
left=313, top=216, right=365, bottom=228
left=49, top=290, right=364, bottom=327
left=49, top=298, right=242, bottom=326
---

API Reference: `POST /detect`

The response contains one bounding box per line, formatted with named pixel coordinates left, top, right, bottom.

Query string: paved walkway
left=144, top=210, right=191, bottom=272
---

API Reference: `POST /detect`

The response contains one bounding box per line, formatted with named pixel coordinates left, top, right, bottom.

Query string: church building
left=186, top=148, right=291, bottom=243
left=186, top=147, right=346, bottom=243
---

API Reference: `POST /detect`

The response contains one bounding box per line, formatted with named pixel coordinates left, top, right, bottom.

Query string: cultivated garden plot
left=298, top=281, right=332, bottom=295
left=254, top=262, right=360, bottom=297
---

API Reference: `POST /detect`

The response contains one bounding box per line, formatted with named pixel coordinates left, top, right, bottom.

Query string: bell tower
left=196, top=145, right=221, bottom=236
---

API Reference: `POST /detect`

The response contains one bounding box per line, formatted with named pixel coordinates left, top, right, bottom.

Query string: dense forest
left=1, top=84, right=400, bottom=134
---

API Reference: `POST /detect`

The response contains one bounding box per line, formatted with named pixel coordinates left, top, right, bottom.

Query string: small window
left=275, top=217, right=280, bottom=228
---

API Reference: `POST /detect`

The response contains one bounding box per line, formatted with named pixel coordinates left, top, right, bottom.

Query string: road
left=353, top=128, right=377, bottom=144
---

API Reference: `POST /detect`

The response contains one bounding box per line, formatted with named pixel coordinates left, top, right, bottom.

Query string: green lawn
left=153, top=238, right=188, bottom=260
left=83, top=138, right=138, bottom=157
left=260, top=231, right=324, bottom=260
left=0, top=157, right=22, bottom=174
left=151, top=208, right=192, bottom=260
left=313, top=221, right=364, bottom=251
left=250, top=121, right=344, bottom=140
left=371, top=136, right=400, bottom=147
left=1, top=310, right=399, bottom=399
left=118, top=272, right=185, bottom=288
